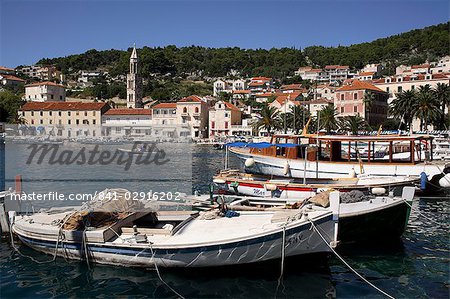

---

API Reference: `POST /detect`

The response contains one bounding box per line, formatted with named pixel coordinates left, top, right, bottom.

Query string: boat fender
left=213, top=178, right=226, bottom=184
left=264, top=183, right=277, bottom=191
left=420, top=172, right=428, bottom=190
left=438, top=173, right=450, bottom=188
left=371, top=187, right=386, bottom=195
left=283, top=162, right=290, bottom=176
left=245, top=158, right=255, bottom=168
left=348, top=168, right=356, bottom=178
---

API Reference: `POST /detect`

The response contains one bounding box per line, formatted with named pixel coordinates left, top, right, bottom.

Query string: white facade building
left=102, top=108, right=152, bottom=137
left=25, top=82, right=66, bottom=102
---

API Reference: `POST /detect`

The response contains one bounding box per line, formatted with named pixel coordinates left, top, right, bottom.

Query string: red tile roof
left=104, top=108, right=152, bottom=115
left=305, top=69, right=322, bottom=73
left=26, top=81, right=65, bottom=88
left=232, top=90, right=250, bottom=94
left=249, top=82, right=266, bottom=87
left=358, top=71, right=375, bottom=76
left=255, top=92, right=276, bottom=97
left=223, top=101, right=240, bottom=111
left=0, top=66, right=14, bottom=72
left=337, top=80, right=385, bottom=92
left=1, top=74, right=25, bottom=82
left=251, top=77, right=272, bottom=81
left=152, top=102, right=177, bottom=109
left=20, top=101, right=108, bottom=111
left=275, top=92, right=302, bottom=105
left=325, top=65, right=349, bottom=70
left=178, top=95, right=203, bottom=103
left=411, top=64, right=430, bottom=69
left=280, top=84, right=303, bottom=90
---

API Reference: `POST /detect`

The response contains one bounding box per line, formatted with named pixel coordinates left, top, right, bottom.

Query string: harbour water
left=0, top=144, right=449, bottom=298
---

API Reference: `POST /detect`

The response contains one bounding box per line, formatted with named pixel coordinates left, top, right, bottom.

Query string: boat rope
left=309, top=219, right=395, bottom=299
left=401, top=199, right=443, bottom=226
left=276, top=224, right=287, bottom=295
left=82, top=228, right=91, bottom=270
left=148, top=243, right=185, bottom=299
left=9, top=220, right=61, bottom=264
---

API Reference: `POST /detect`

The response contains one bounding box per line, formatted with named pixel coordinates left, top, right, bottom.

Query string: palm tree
left=389, top=90, right=416, bottom=130
left=253, top=106, right=281, bottom=134
left=317, top=104, right=338, bottom=133
left=287, top=105, right=310, bottom=134
left=363, top=91, right=375, bottom=126
left=433, top=83, right=450, bottom=130
left=338, top=115, right=367, bottom=135
left=414, top=85, right=441, bottom=130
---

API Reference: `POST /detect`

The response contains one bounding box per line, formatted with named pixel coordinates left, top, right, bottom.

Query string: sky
left=0, top=0, right=449, bottom=67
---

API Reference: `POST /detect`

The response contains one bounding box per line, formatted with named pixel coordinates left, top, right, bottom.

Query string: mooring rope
left=275, top=224, right=287, bottom=296
left=401, top=199, right=444, bottom=226
left=148, top=243, right=185, bottom=299
left=309, top=219, right=395, bottom=299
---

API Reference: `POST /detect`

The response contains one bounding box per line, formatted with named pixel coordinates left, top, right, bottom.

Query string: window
left=68, top=120, right=71, bottom=125
left=340, top=107, right=344, bottom=113
left=397, top=86, right=402, bottom=93
left=49, top=120, right=52, bottom=124
left=68, top=111, right=71, bottom=116
left=93, top=120, right=96, bottom=125
left=353, top=93, right=358, bottom=100
left=386, top=87, right=390, bottom=93
left=51, top=95, right=54, bottom=100
left=76, top=120, right=80, bottom=125
left=93, top=111, right=96, bottom=116
left=195, top=107, right=199, bottom=113
left=211, top=121, right=215, bottom=129
left=340, top=94, right=344, bottom=101
left=40, top=111, right=43, bottom=116
left=84, top=111, right=88, bottom=116
left=411, top=85, right=415, bottom=90
left=40, top=119, right=43, bottom=124
left=353, top=106, right=358, bottom=113
left=58, top=111, right=62, bottom=116
left=60, top=96, right=63, bottom=100
left=225, top=122, right=228, bottom=129
left=31, top=120, right=34, bottom=124
left=183, top=107, right=187, bottom=113
left=224, top=112, right=229, bottom=118
left=83, top=120, right=89, bottom=125
left=31, top=111, right=34, bottom=116
left=49, top=111, right=52, bottom=116
left=116, top=127, right=121, bottom=133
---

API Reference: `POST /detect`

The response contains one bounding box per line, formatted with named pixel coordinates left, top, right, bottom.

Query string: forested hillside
left=36, top=22, right=449, bottom=79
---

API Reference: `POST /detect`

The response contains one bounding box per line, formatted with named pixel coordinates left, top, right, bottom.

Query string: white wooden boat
left=11, top=189, right=338, bottom=268
left=213, top=170, right=419, bottom=200
left=228, top=134, right=450, bottom=191
left=208, top=186, right=416, bottom=243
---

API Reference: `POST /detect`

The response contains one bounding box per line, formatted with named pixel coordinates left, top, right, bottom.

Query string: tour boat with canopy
left=227, top=134, right=450, bottom=191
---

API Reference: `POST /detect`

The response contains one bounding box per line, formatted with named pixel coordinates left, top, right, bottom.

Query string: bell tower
left=126, top=44, right=143, bottom=108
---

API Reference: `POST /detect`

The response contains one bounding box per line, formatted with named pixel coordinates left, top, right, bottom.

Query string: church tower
left=126, top=44, right=143, bottom=108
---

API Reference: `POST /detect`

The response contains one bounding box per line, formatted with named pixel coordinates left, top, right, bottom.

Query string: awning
left=226, top=142, right=299, bottom=148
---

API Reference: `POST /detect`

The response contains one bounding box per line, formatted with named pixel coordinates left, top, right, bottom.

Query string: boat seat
left=121, top=227, right=172, bottom=236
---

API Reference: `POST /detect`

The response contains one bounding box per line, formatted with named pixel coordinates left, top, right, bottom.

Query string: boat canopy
left=226, top=142, right=298, bottom=148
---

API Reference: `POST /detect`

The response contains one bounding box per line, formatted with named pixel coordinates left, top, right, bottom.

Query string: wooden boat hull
left=214, top=172, right=418, bottom=200
left=12, top=212, right=335, bottom=268
left=338, top=200, right=411, bottom=242
left=230, top=147, right=449, bottom=188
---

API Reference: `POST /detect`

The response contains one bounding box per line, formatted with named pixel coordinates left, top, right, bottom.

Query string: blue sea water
left=0, top=143, right=449, bottom=298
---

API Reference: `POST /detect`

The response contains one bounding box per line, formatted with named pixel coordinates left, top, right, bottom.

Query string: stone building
left=126, top=45, right=143, bottom=108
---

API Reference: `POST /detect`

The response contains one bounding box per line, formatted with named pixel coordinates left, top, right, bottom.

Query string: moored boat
left=228, top=134, right=450, bottom=192
left=11, top=189, right=338, bottom=268
left=204, top=186, right=416, bottom=243
left=213, top=170, right=419, bottom=200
